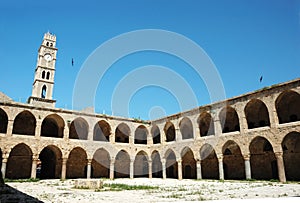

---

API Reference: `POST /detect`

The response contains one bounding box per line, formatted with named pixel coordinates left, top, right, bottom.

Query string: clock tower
left=28, top=32, right=57, bottom=107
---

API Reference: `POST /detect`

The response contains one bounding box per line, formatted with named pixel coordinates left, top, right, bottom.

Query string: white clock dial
left=44, top=53, right=52, bottom=61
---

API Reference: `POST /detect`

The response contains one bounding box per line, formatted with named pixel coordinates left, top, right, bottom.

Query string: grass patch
left=4, top=178, right=40, bottom=183
left=95, top=183, right=159, bottom=192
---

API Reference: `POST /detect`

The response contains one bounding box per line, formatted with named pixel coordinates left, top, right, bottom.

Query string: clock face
left=44, top=53, right=52, bottom=61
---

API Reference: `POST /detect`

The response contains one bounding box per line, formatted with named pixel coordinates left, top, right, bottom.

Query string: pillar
left=275, top=152, right=286, bottom=183
left=130, top=159, right=134, bottom=179
left=162, top=159, right=166, bottom=179
left=86, top=159, right=92, bottom=179
left=6, top=120, right=14, bottom=136
left=148, top=160, right=152, bottom=179
left=61, top=158, right=67, bottom=180
left=196, top=160, right=202, bottom=180
left=178, top=160, right=182, bottom=180
left=243, top=154, right=251, bottom=180
left=218, top=155, right=224, bottom=180
left=110, top=158, right=115, bottom=180
left=30, top=156, right=38, bottom=179
left=1, top=157, right=7, bottom=179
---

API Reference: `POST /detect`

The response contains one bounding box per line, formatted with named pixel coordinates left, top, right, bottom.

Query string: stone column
left=35, top=120, right=42, bottom=138
left=86, top=159, right=92, bottom=179
left=6, top=120, right=14, bottom=136
left=61, top=158, right=67, bottom=180
left=267, top=100, right=279, bottom=128
left=63, top=125, right=69, bottom=139
left=130, top=159, right=134, bottom=179
left=178, top=160, right=182, bottom=180
left=243, top=154, right=251, bottom=180
left=30, top=156, right=38, bottom=179
left=218, top=155, right=224, bottom=180
left=275, top=152, right=286, bottom=183
left=162, top=159, right=166, bottom=179
left=1, top=157, right=7, bottom=179
left=196, top=160, right=202, bottom=180
left=214, top=118, right=222, bottom=136
left=110, top=158, right=115, bottom=180
left=148, top=160, right=152, bottom=179
left=237, top=108, right=247, bottom=135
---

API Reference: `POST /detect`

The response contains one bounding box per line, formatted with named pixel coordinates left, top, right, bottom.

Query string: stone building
left=0, top=33, right=299, bottom=183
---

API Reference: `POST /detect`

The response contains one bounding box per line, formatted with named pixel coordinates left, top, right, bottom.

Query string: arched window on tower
left=46, top=42, right=49, bottom=46
left=50, top=43, right=53, bottom=47
left=41, top=85, right=47, bottom=98
left=46, top=72, right=50, bottom=80
left=42, top=71, right=45, bottom=79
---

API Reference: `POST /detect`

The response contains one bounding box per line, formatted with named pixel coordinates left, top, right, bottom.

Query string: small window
left=41, top=85, right=47, bottom=98
left=42, top=71, right=45, bottom=79
left=46, top=42, right=49, bottom=46
left=46, top=72, right=50, bottom=80
left=50, top=43, right=53, bottom=47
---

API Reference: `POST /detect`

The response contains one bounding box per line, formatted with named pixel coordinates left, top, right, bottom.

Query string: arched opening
left=249, top=136, right=278, bottom=180
left=200, top=144, right=219, bottom=179
left=38, top=145, right=62, bottom=179
left=164, top=122, right=175, bottom=142
left=115, top=123, right=130, bottom=143
left=134, top=125, right=148, bottom=145
left=42, top=71, right=45, bottom=79
left=151, top=151, right=162, bottom=178
left=50, top=43, right=53, bottom=47
left=114, top=150, right=130, bottom=178
left=165, top=150, right=178, bottom=179
left=0, top=108, right=8, bottom=134
left=66, top=147, right=87, bottom=178
left=179, top=117, right=194, bottom=140
left=92, top=148, right=110, bottom=178
left=41, top=85, right=47, bottom=99
left=134, top=151, right=149, bottom=178
left=93, top=120, right=111, bottom=142
left=222, top=140, right=245, bottom=180
left=41, top=114, right=64, bottom=138
left=46, top=72, right=50, bottom=80
left=151, top=125, right=161, bottom=144
left=46, top=42, right=49, bottom=46
left=69, top=117, right=88, bottom=140
left=6, top=143, right=32, bottom=179
left=219, top=106, right=240, bottom=133
left=245, top=99, right=270, bottom=129
left=13, top=111, right=36, bottom=136
left=282, top=132, right=300, bottom=181
left=198, top=112, right=214, bottom=137
left=181, top=147, right=196, bottom=179
left=276, top=90, right=300, bottom=124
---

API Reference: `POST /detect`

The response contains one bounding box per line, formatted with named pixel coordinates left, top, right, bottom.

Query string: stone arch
left=114, top=150, right=130, bottom=178
left=249, top=136, right=278, bottom=180
left=6, top=143, right=32, bottom=179
left=222, top=140, right=245, bottom=180
left=41, top=114, right=64, bottom=138
left=66, top=147, right=87, bottom=178
left=38, top=145, right=62, bottom=179
left=92, top=148, right=110, bottom=178
left=179, top=117, right=194, bottom=140
left=93, top=120, right=111, bottom=142
left=134, top=151, right=149, bottom=177
left=164, top=121, right=175, bottom=142
left=200, top=144, right=219, bottom=179
left=282, top=131, right=300, bottom=181
left=151, top=150, right=162, bottom=178
left=134, top=125, right=148, bottom=145
left=69, top=117, right=89, bottom=140
left=276, top=90, right=300, bottom=123
left=165, top=149, right=178, bottom=178
left=245, top=99, right=270, bottom=129
left=198, top=112, right=214, bottom=137
left=13, top=110, right=36, bottom=136
left=219, top=106, right=240, bottom=133
left=151, top=125, right=161, bottom=144
left=181, top=147, right=196, bottom=179
left=0, top=108, right=8, bottom=134
left=115, top=123, right=130, bottom=143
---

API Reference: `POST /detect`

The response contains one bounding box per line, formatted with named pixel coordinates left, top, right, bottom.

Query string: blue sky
left=0, top=0, right=299, bottom=120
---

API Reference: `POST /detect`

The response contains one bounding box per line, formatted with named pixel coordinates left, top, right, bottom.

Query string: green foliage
left=4, top=178, right=40, bottom=183
left=95, top=183, right=159, bottom=192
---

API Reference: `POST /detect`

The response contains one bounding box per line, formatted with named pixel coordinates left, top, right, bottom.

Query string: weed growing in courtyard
left=95, top=183, right=159, bottom=192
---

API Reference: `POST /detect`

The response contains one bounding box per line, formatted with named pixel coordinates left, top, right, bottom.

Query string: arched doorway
left=92, top=148, right=110, bottom=178
left=69, top=118, right=89, bottom=140
left=114, top=150, right=130, bottom=178
left=134, top=151, right=149, bottom=178
left=200, top=144, right=219, bottom=179
left=164, top=122, right=175, bottom=142
left=134, top=125, right=148, bottom=145
left=6, top=143, right=32, bottom=179
left=276, top=90, right=300, bottom=123
left=219, top=106, right=240, bottom=133
left=282, top=132, right=300, bottom=181
left=0, top=108, right=8, bottom=134
left=39, top=145, right=62, bottom=179
left=245, top=99, right=270, bottom=129
left=165, top=150, right=178, bottom=179
left=115, top=123, right=130, bottom=143
left=198, top=112, right=214, bottom=137
left=41, top=114, right=64, bottom=138
left=181, top=147, right=196, bottom=179
left=66, top=147, right=87, bottom=178
left=93, top=120, right=111, bottom=142
left=13, top=111, right=36, bottom=135
left=249, top=136, right=278, bottom=180
left=179, top=117, right=193, bottom=140
left=151, top=151, right=162, bottom=178
left=151, top=125, right=161, bottom=144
